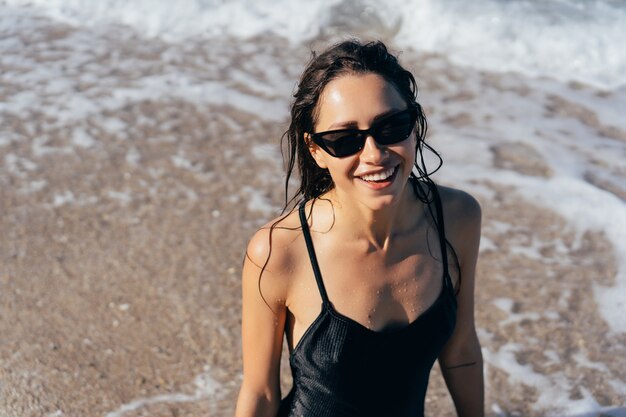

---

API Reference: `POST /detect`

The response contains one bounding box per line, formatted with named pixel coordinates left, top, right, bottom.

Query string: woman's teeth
left=359, top=166, right=396, bottom=182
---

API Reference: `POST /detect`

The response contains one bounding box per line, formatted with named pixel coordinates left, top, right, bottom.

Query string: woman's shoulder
left=434, top=183, right=482, bottom=226
left=432, top=183, right=482, bottom=263
left=245, top=206, right=305, bottom=278
left=242, top=207, right=306, bottom=306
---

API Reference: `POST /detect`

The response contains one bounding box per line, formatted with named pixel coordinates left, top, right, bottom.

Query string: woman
left=235, top=40, right=484, bottom=417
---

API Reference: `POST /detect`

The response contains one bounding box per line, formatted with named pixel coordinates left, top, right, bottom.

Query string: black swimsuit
left=277, top=182, right=457, bottom=417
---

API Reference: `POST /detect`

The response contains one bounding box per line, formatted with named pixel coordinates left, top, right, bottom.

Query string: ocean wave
left=2, top=0, right=626, bottom=87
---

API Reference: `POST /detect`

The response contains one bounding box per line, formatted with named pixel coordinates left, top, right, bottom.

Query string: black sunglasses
left=310, top=107, right=417, bottom=158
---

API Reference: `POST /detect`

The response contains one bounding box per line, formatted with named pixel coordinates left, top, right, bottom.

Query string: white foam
left=516, top=177, right=626, bottom=334
left=106, top=190, right=131, bottom=205
left=492, top=298, right=544, bottom=327
left=543, top=349, right=561, bottom=364
left=3, top=0, right=625, bottom=88
left=492, top=297, right=513, bottom=313
left=171, top=152, right=203, bottom=173
left=18, top=179, right=47, bottom=195
left=241, top=185, right=279, bottom=217
left=461, top=172, right=626, bottom=334
left=478, top=236, right=497, bottom=253
left=102, top=117, right=127, bottom=134
left=125, top=147, right=141, bottom=166
left=4, top=153, right=37, bottom=178
left=393, top=0, right=626, bottom=88
left=176, top=183, right=199, bottom=202
left=0, top=9, right=288, bottom=149
left=31, top=136, right=73, bottom=157
left=0, top=130, right=19, bottom=147
left=485, top=220, right=514, bottom=235
left=509, top=243, right=544, bottom=262
left=572, top=352, right=609, bottom=372
left=104, top=371, right=220, bottom=417
left=430, top=65, right=626, bottom=334
left=483, top=343, right=614, bottom=415
left=251, top=143, right=282, bottom=163
left=51, top=191, right=75, bottom=207
left=556, top=407, right=626, bottom=417
left=71, top=127, right=96, bottom=148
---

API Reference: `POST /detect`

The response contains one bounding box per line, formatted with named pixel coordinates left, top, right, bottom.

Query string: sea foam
left=3, top=0, right=626, bottom=88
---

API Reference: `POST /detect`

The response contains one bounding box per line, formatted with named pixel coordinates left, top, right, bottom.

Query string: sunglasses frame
left=309, top=106, right=418, bottom=158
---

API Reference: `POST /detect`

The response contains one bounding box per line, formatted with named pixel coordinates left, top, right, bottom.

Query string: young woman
left=235, top=40, right=484, bottom=417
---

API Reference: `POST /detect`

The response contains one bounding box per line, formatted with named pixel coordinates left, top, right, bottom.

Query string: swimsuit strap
left=429, top=182, right=454, bottom=291
left=299, top=201, right=331, bottom=307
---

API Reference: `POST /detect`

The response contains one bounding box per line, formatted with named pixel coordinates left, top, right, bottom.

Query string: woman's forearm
left=234, top=384, right=281, bottom=417
left=441, top=349, right=485, bottom=417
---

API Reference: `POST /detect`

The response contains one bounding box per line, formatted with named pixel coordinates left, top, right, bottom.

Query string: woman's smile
left=355, top=164, right=400, bottom=190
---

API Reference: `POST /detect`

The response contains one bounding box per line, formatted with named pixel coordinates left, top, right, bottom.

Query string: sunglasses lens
left=320, top=132, right=364, bottom=157
left=375, top=111, right=415, bottom=145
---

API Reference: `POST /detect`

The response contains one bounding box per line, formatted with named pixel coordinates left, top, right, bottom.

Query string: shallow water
left=0, top=2, right=625, bottom=417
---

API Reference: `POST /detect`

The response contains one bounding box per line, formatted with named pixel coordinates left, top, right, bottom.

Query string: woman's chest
left=286, top=245, right=447, bottom=349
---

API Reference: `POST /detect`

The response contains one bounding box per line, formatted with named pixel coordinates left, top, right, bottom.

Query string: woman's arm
left=438, top=189, right=485, bottom=417
left=234, top=227, right=290, bottom=417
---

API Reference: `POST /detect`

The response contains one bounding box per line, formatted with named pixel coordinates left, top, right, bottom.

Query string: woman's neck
left=326, top=182, right=420, bottom=252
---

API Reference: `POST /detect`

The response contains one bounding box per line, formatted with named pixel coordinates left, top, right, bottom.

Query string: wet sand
left=1, top=10, right=625, bottom=417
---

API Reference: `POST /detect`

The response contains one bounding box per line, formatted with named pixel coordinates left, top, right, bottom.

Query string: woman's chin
left=353, top=184, right=408, bottom=212
left=354, top=173, right=409, bottom=208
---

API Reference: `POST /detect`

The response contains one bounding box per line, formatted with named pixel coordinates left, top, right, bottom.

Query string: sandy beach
left=1, top=4, right=625, bottom=417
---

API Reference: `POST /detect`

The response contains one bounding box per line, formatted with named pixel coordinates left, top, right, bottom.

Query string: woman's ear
left=305, top=133, right=328, bottom=169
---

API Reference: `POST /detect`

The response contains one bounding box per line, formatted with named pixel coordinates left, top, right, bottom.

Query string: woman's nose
left=360, top=135, right=387, bottom=162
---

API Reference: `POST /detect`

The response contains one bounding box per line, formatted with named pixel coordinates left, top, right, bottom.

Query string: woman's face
left=309, top=72, right=416, bottom=211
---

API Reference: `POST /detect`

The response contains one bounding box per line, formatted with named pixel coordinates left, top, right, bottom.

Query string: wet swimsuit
left=277, top=182, right=457, bottom=417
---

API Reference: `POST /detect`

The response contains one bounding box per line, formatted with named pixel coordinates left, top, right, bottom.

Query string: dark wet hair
left=282, top=38, right=440, bottom=207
